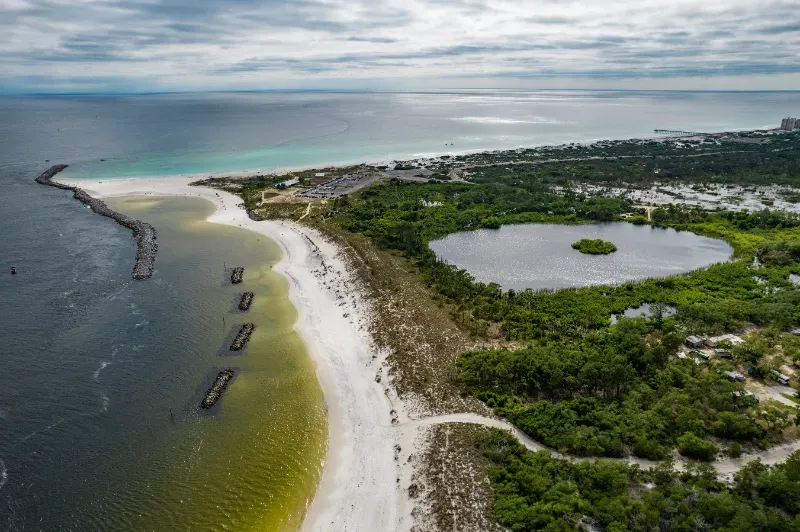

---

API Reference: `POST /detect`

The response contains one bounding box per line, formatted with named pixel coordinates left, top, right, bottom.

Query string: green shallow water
left=94, top=196, right=327, bottom=531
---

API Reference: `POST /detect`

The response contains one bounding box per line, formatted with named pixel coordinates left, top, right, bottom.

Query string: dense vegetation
left=482, top=429, right=800, bottom=531
left=336, top=179, right=800, bottom=341
left=459, top=319, right=775, bottom=460
left=338, top=180, right=631, bottom=251
left=452, top=131, right=800, bottom=186
left=571, top=238, right=617, bottom=255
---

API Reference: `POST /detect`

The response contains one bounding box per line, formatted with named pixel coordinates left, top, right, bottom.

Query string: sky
left=2, top=0, right=800, bottom=93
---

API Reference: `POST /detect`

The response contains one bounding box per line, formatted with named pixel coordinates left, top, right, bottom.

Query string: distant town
left=781, top=117, right=800, bottom=131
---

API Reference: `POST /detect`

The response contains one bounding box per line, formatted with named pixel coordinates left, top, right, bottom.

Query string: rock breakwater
left=35, top=165, right=158, bottom=280
left=231, top=267, right=244, bottom=284
left=238, top=292, right=254, bottom=311
left=201, top=369, right=235, bottom=409
left=230, top=323, right=255, bottom=351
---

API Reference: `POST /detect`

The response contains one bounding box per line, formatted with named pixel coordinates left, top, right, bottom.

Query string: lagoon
left=429, top=223, right=733, bottom=291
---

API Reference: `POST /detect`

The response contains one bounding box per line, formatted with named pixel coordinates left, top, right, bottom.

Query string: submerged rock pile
left=239, top=292, right=254, bottom=311
left=201, top=369, right=235, bottom=409
left=36, top=164, right=158, bottom=280
left=231, top=267, right=244, bottom=284
left=230, top=323, right=255, bottom=351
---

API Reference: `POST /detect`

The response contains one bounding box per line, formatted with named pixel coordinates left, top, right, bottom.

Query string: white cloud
left=1, top=0, right=799, bottom=91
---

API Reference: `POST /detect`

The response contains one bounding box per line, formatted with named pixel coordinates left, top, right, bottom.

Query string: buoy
left=10, top=266, right=17, bottom=275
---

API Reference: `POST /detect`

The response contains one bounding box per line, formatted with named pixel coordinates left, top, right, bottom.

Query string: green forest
left=459, top=320, right=773, bottom=460
left=482, top=429, right=800, bottom=531
left=452, top=130, right=800, bottom=186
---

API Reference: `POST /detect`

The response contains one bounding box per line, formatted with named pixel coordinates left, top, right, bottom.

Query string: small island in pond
left=571, top=238, right=617, bottom=255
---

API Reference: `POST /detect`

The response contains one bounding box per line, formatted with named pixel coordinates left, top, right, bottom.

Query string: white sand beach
left=64, top=175, right=415, bottom=531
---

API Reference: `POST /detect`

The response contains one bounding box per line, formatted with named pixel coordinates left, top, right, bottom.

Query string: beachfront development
left=52, top=127, right=800, bottom=531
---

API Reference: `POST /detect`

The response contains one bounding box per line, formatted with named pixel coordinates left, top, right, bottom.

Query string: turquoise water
left=1, top=90, right=796, bottom=181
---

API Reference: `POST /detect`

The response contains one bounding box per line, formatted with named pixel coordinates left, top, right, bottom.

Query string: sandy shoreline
left=64, top=175, right=414, bottom=531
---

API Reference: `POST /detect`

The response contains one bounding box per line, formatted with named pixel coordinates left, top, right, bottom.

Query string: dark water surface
left=0, top=195, right=325, bottom=530
left=430, top=223, right=733, bottom=291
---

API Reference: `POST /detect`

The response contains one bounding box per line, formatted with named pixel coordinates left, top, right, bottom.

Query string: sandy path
left=63, top=176, right=411, bottom=532
left=405, top=412, right=800, bottom=475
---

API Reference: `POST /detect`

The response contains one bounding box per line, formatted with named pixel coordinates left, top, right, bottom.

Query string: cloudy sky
left=2, top=0, right=799, bottom=92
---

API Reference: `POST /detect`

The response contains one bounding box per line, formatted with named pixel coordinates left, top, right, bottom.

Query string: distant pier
left=201, top=369, right=235, bottom=409
left=230, top=323, right=255, bottom=351
left=654, top=129, right=711, bottom=137
left=36, top=164, right=158, bottom=280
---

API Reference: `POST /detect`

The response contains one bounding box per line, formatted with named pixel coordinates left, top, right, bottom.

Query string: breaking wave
left=452, top=116, right=563, bottom=125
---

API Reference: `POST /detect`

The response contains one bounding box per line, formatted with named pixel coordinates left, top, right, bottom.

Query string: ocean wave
left=452, top=116, right=562, bottom=125
left=101, top=393, right=110, bottom=412
left=19, top=418, right=64, bottom=443
left=0, top=457, right=7, bottom=491
left=134, top=320, right=149, bottom=329
left=93, top=361, right=111, bottom=381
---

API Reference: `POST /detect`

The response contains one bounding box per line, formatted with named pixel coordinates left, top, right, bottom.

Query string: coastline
left=60, top=156, right=800, bottom=529
left=62, top=174, right=414, bottom=531
left=56, top=126, right=774, bottom=185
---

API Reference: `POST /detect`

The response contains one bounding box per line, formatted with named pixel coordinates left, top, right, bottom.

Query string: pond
left=610, top=303, right=677, bottom=325
left=429, top=223, right=733, bottom=291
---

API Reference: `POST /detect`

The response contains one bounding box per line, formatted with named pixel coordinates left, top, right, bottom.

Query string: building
left=276, top=179, right=300, bottom=188
left=706, top=334, right=744, bottom=348
left=780, top=117, right=799, bottom=131
left=685, top=335, right=705, bottom=348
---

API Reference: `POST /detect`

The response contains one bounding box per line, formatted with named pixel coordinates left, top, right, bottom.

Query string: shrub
left=677, top=432, right=719, bottom=461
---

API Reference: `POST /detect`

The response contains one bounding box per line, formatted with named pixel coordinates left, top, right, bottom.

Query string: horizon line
left=3, top=87, right=800, bottom=97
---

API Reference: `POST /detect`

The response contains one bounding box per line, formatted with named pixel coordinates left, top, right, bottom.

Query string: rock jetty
left=230, top=323, right=255, bottom=351
left=231, top=267, right=244, bottom=284
left=201, top=369, right=235, bottom=409
left=239, top=292, right=254, bottom=311
left=36, top=164, right=158, bottom=280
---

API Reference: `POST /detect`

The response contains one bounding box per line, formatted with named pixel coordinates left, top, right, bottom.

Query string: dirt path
left=404, top=413, right=800, bottom=476
left=298, top=202, right=312, bottom=221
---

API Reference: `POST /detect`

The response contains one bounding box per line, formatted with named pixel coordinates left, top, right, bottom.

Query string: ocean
left=2, top=90, right=798, bottom=181
left=1, top=89, right=799, bottom=530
